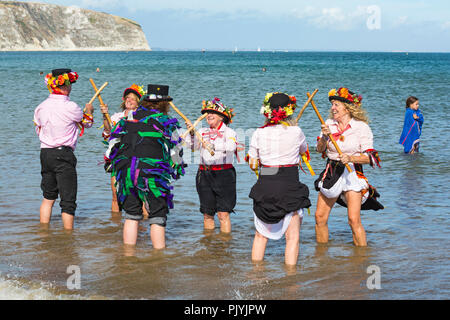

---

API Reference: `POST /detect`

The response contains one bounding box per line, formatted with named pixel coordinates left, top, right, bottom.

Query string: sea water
left=0, top=51, right=449, bottom=299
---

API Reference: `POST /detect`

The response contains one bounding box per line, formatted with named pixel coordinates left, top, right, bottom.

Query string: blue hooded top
left=399, top=108, right=424, bottom=153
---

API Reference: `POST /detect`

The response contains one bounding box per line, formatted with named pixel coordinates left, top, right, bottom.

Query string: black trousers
left=40, top=147, right=77, bottom=215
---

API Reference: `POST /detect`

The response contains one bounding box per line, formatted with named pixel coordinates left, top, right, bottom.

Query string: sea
left=0, top=51, right=449, bottom=301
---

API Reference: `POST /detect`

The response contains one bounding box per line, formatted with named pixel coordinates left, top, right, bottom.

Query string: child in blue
left=399, top=96, right=424, bottom=154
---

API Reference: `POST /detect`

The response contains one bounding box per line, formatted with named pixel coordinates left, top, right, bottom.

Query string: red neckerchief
left=332, top=122, right=351, bottom=141
left=202, top=121, right=224, bottom=140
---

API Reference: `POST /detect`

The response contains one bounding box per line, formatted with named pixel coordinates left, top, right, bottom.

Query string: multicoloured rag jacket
left=106, top=106, right=185, bottom=210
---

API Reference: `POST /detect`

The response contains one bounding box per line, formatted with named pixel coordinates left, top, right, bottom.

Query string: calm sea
left=0, top=51, right=449, bottom=300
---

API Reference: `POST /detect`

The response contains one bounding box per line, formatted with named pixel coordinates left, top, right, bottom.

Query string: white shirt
left=187, top=122, right=237, bottom=165
left=318, top=118, right=373, bottom=161
left=248, top=125, right=308, bottom=166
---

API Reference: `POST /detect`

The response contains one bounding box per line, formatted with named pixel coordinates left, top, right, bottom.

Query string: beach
left=0, top=51, right=449, bottom=300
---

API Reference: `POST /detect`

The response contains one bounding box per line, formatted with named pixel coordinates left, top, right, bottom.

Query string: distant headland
left=0, top=1, right=150, bottom=51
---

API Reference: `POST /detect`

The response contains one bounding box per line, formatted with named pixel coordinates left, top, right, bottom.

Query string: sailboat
left=257, top=47, right=261, bottom=52
left=232, top=46, right=237, bottom=54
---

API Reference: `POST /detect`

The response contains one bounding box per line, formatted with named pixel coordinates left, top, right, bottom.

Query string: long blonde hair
left=329, top=101, right=369, bottom=123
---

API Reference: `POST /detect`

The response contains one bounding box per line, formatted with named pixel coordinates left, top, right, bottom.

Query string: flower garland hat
left=123, top=84, right=146, bottom=100
left=328, top=87, right=362, bottom=107
left=44, top=68, right=78, bottom=93
left=201, top=97, right=235, bottom=123
left=142, top=84, right=173, bottom=102
left=260, top=92, right=297, bottom=125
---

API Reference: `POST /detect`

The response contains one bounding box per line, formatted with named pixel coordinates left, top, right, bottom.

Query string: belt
left=199, top=164, right=233, bottom=171
left=55, top=146, right=73, bottom=151
left=260, top=164, right=298, bottom=168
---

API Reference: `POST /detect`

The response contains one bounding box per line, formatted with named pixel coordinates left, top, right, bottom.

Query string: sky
left=9, top=0, right=450, bottom=52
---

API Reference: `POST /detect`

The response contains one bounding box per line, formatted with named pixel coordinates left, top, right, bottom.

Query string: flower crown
left=328, top=87, right=362, bottom=107
left=260, top=92, right=297, bottom=124
left=129, top=84, right=146, bottom=97
left=201, top=97, right=235, bottom=123
left=44, top=71, right=78, bottom=90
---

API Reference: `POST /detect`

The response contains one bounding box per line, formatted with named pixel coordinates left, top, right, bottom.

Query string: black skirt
left=249, top=166, right=311, bottom=224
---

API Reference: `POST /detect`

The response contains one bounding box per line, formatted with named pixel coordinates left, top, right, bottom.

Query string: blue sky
left=13, top=0, right=450, bottom=51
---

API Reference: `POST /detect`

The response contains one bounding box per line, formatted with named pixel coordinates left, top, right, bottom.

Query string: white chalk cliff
left=0, top=1, right=150, bottom=51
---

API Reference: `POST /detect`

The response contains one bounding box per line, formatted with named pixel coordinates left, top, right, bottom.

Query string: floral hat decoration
left=123, top=84, right=146, bottom=100
left=260, top=92, right=297, bottom=124
left=201, top=97, right=235, bottom=123
left=44, top=68, right=78, bottom=93
left=328, top=87, right=362, bottom=107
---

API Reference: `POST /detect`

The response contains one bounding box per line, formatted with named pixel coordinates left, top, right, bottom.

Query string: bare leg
left=203, top=214, right=215, bottom=230
left=150, top=224, right=166, bottom=249
left=251, top=231, right=268, bottom=262
left=62, top=212, right=74, bottom=230
left=111, top=176, right=120, bottom=212
left=217, top=211, right=231, bottom=233
left=344, top=191, right=367, bottom=246
left=40, top=198, right=55, bottom=224
left=285, top=213, right=301, bottom=266
left=315, top=193, right=337, bottom=243
left=123, top=219, right=139, bottom=245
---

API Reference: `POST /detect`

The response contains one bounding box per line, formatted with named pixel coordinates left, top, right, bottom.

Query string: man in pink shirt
left=34, top=68, right=94, bottom=229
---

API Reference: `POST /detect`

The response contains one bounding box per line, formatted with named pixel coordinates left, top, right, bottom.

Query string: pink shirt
left=248, top=125, right=308, bottom=166
left=34, top=94, right=92, bottom=150
left=319, top=118, right=373, bottom=161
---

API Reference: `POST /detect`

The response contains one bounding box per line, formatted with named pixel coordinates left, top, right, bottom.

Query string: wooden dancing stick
left=180, top=113, right=208, bottom=140
left=168, top=102, right=215, bottom=156
left=89, top=79, right=112, bottom=125
left=306, top=92, right=352, bottom=173
left=88, top=81, right=108, bottom=105
left=296, top=88, right=319, bottom=123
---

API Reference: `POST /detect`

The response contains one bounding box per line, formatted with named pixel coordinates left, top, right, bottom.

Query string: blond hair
left=329, top=102, right=369, bottom=123
left=120, top=92, right=140, bottom=111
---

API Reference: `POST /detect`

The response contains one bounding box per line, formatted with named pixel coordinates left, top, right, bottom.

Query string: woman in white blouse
left=315, top=88, right=383, bottom=247
left=247, top=92, right=311, bottom=266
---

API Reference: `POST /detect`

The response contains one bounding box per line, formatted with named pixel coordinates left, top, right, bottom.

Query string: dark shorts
left=40, top=147, right=77, bottom=215
left=123, top=191, right=169, bottom=226
left=195, top=167, right=236, bottom=215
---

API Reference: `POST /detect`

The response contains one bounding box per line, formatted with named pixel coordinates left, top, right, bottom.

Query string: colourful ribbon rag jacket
left=399, top=108, right=424, bottom=153
left=107, top=106, right=185, bottom=210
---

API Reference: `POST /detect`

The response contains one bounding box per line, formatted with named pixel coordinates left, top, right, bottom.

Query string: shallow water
left=0, top=51, right=449, bottom=299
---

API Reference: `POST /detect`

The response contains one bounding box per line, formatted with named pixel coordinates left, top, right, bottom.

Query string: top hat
left=328, top=87, right=362, bottom=107
left=142, top=84, right=173, bottom=102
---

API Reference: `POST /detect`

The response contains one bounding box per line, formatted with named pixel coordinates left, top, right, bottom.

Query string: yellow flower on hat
left=328, top=88, right=337, bottom=97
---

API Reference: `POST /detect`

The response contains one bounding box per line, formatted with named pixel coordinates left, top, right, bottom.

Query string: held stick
left=88, top=82, right=108, bottom=105
left=168, top=102, right=215, bottom=156
left=89, top=79, right=112, bottom=126
left=180, top=113, right=208, bottom=140
left=306, top=92, right=352, bottom=173
left=296, top=88, right=319, bottom=123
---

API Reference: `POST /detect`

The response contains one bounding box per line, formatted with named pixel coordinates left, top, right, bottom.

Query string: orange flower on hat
left=339, top=87, right=349, bottom=99
left=57, top=75, right=65, bottom=86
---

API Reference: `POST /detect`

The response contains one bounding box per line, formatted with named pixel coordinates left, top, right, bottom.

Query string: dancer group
left=34, top=68, right=398, bottom=266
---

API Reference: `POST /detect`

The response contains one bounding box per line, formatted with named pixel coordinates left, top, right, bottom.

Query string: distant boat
left=257, top=47, right=261, bottom=52
left=232, top=46, right=238, bottom=54
left=201, top=48, right=206, bottom=53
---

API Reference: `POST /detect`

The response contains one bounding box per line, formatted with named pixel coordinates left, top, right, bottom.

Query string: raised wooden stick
left=180, top=113, right=208, bottom=140
left=296, top=88, right=318, bottom=123
left=307, top=92, right=352, bottom=173
left=88, top=81, right=108, bottom=105
left=169, top=102, right=215, bottom=156
left=89, top=79, right=112, bottom=125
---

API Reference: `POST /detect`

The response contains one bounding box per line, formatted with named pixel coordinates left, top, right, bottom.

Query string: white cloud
left=442, top=21, right=450, bottom=30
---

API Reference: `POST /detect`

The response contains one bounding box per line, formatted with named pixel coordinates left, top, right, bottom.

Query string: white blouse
left=186, top=122, right=237, bottom=165
left=318, top=118, right=374, bottom=161
left=248, top=125, right=308, bottom=166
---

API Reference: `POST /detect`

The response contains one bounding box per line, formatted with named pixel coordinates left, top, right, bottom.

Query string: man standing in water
left=33, top=69, right=94, bottom=229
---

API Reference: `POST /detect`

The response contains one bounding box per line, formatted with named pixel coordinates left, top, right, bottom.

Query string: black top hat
left=52, top=68, right=72, bottom=77
left=268, top=93, right=290, bottom=109
left=143, top=84, right=173, bottom=102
